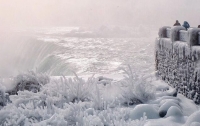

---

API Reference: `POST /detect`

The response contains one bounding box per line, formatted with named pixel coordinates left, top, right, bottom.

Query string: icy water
left=0, top=27, right=157, bottom=77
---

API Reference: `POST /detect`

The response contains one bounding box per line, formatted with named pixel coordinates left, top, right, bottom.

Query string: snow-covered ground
left=0, top=27, right=199, bottom=125
left=0, top=71, right=200, bottom=126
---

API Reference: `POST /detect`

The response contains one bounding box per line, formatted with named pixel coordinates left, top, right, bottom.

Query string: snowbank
left=184, top=111, right=200, bottom=126
left=129, top=104, right=159, bottom=120
left=0, top=70, right=199, bottom=125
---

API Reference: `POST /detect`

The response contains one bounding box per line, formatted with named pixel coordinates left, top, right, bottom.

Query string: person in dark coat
left=173, top=20, right=181, bottom=26
left=182, top=21, right=190, bottom=30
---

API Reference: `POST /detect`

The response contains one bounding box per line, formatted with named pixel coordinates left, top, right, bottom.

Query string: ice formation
left=156, top=26, right=200, bottom=103
left=188, top=28, right=200, bottom=46
left=158, top=26, right=171, bottom=38
left=170, top=26, right=186, bottom=42
left=1, top=26, right=200, bottom=125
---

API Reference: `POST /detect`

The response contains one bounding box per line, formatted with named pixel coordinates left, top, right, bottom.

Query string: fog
left=1, top=0, right=200, bottom=30
left=0, top=0, right=200, bottom=77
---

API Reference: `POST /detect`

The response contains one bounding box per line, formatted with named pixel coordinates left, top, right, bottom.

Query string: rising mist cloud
left=0, top=0, right=200, bottom=29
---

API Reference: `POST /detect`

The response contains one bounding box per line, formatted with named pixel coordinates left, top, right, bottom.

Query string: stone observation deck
left=155, top=26, right=200, bottom=104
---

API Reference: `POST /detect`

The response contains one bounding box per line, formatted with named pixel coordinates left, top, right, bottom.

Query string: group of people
left=173, top=20, right=200, bottom=30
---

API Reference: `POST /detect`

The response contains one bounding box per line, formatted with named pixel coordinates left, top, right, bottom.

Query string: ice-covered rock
left=97, top=76, right=113, bottom=85
left=190, top=122, right=200, bottom=126
left=129, top=104, right=159, bottom=120
left=156, top=90, right=178, bottom=98
left=154, top=80, right=169, bottom=91
left=184, top=110, right=200, bottom=126
left=159, top=101, right=180, bottom=117
left=165, top=106, right=183, bottom=117
left=151, top=96, right=179, bottom=104
left=159, top=99, right=180, bottom=106
left=166, top=88, right=177, bottom=97
left=156, top=85, right=169, bottom=91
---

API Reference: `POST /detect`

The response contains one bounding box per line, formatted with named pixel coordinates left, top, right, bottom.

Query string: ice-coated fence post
left=166, top=28, right=171, bottom=38
left=158, top=26, right=171, bottom=38
left=170, top=26, right=186, bottom=42
left=179, top=30, right=188, bottom=42
left=198, top=32, right=200, bottom=45
left=156, top=26, right=200, bottom=104
left=187, top=28, right=200, bottom=46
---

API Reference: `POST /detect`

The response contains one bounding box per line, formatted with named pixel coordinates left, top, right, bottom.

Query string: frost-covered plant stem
left=120, top=65, right=155, bottom=105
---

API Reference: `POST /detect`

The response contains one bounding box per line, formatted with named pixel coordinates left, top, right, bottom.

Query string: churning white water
left=0, top=27, right=156, bottom=77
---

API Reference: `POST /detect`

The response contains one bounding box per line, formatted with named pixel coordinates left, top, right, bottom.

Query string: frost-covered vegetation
left=0, top=69, right=199, bottom=126
left=9, top=71, right=50, bottom=95
left=0, top=69, right=154, bottom=125
left=120, top=66, right=155, bottom=105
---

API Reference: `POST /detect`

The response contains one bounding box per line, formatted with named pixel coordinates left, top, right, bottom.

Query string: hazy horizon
left=1, top=0, right=200, bottom=30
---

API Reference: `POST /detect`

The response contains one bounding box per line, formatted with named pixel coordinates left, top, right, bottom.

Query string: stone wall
left=155, top=26, right=200, bottom=103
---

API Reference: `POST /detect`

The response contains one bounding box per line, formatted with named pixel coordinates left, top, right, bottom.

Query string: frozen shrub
left=83, top=115, right=104, bottom=126
left=48, top=73, right=96, bottom=103
left=120, top=65, right=155, bottom=105
left=0, top=72, right=152, bottom=125
left=8, top=73, right=97, bottom=110
left=63, top=102, right=85, bottom=125
left=92, top=82, right=105, bottom=110
left=9, top=71, right=50, bottom=95
left=83, top=107, right=147, bottom=126
left=97, top=76, right=113, bottom=86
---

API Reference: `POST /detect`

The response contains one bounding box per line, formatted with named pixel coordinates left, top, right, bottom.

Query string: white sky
left=0, top=0, right=200, bottom=29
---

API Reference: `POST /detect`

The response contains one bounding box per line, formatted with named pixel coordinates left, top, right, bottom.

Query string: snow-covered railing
left=159, top=26, right=200, bottom=46
left=165, top=28, right=188, bottom=42
left=198, top=32, right=200, bottom=45
left=166, top=28, right=171, bottom=38
left=179, top=30, right=188, bottom=42
left=156, top=26, right=200, bottom=104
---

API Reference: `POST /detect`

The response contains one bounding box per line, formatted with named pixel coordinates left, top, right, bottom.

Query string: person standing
left=182, top=21, right=190, bottom=30
left=173, top=20, right=181, bottom=26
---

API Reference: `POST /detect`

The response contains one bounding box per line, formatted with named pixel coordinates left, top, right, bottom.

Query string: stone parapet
left=156, top=26, right=200, bottom=104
